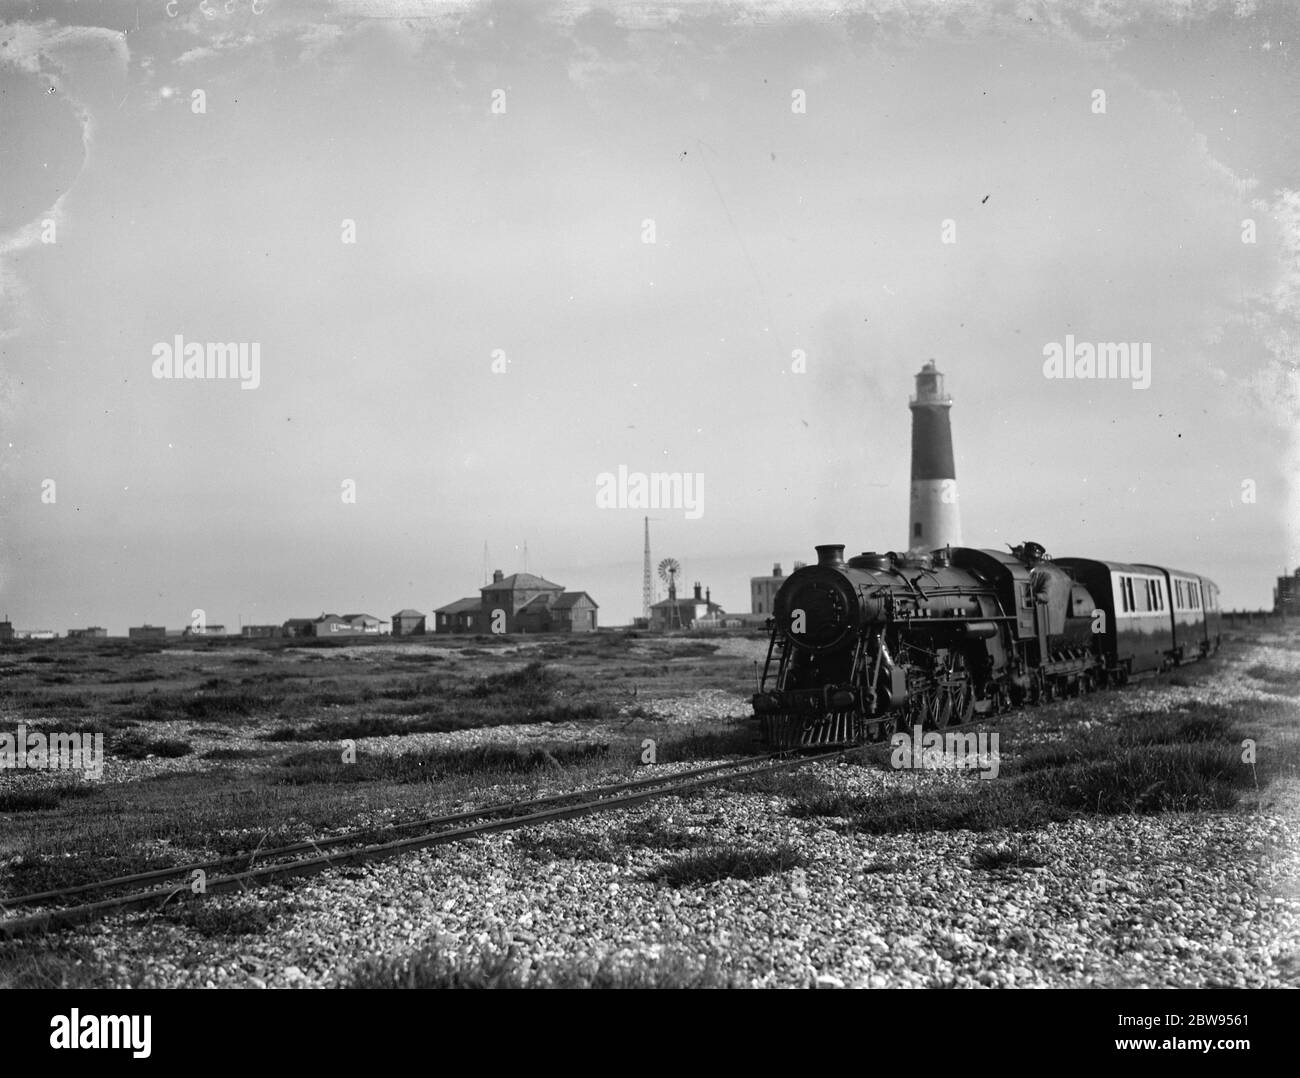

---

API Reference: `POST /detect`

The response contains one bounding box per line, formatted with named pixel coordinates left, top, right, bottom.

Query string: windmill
left=658, top=557, right=682, bottom=630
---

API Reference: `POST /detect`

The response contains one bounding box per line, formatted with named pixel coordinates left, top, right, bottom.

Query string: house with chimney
left=650, top=581, right=724, bottom=631
left=434, top=570, right=598, bottom=633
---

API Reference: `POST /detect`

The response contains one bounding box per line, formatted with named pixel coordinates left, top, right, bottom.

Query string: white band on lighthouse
left=909, top=478, right=961, bottom=552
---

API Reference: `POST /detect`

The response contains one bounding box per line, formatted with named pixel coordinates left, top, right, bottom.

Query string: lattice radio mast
left=642, top=517, right=653, bottom=619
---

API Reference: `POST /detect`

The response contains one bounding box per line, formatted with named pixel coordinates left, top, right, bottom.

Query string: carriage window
left=1019, top=583, right=1033, bottom=609
left=1126, top=577, right=1136, bottom=612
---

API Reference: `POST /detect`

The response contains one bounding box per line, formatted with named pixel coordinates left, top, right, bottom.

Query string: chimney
left=706, top=587, right=711, bottom=604
left=773, top=563, right=782, bottom=578
left=815, top=544, right=845, bottom=568
left=693, top=582, right=702, bottom=601
left=908, top=360, right=962, bottom=553
left=492, top=569, right=504, bottom=583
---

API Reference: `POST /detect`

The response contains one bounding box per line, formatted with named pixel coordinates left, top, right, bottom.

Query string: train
left=750, top=541, right=1221, bottom=748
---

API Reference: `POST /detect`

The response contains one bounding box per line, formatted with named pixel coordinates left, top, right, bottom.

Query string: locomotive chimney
left=908, top=360, right=962, bottom=553
left=815, top=544, right=845, bottom=568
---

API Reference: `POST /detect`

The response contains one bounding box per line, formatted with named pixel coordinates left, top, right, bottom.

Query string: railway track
left=0, top=747, right=852, bottom=941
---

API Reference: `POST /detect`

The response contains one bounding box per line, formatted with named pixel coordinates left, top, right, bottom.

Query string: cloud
left=0, top=21, right=128, bottom=340
left=176, top=33, right=257, bottom=65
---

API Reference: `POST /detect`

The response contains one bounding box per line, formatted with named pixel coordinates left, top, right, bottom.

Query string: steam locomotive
left=751, top=541, right=1221, bottom=748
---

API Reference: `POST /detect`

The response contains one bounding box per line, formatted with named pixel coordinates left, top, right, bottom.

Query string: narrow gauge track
left=0, top=747, right=852, bottom=941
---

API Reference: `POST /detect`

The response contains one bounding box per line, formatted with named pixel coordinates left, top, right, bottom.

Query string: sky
left=0, top=0, right=1297, bottom=631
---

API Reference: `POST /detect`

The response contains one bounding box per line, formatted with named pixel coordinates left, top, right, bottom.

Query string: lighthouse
left=908, top=360, right=962, bottom=552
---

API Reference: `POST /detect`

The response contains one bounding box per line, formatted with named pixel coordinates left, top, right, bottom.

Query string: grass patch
left=645, top=843, right=805, bottom=887
left=513, top=814, right=711, bottom=862
left=261, top=663, right=605, bottom=741
left=130, top=689, right=285, bottom=723
left=1245, top=663, right=1300, bottom=694
left=112, top=736, right=195, bottom=760
left=349, top=940, right=741, bottom=988
left=2, top=849, right=174, bottom=897
left=653, top=725, right=759, bottom=762
left=154, top=897, right=295, bottom=938
left=201, top=746, right=264, bottom=760
left=276, top=741, right=611, bottom=785
left=4, top=693, right=91, bottom=712
left=798, top=701, right=1300, bottom=834
left=0, top=786, right=100, bottom=813
left=969, top=840, right=1049, bottom=870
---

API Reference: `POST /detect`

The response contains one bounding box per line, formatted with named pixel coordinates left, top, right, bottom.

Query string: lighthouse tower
left=908, top=360, right=962, bottom=553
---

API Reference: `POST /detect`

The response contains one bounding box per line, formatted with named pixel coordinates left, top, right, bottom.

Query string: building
left=308, top=613, right=387, bottom=637
left=695, top=613, right=751, bottom=630
left=16, top=629, right=57, bottom=640
left=908, top=360, right=962, bottom=552
left=282, top=618, right=315, bottom=638
left=550, top=592, right=598, bottom=632
left=1276, top=569, right=1300, bottom=615
left=128, top=625, right=166, bottom=641
left=391, top=609, right=427, bottom=636
left=433, top=598, right=480, bottom=633
left=0, top=621, right=12, bottom=643
left=751, top=563, right=784, bottom=615
left=241, top=625, right=283, bottom=638
left=650, top=581, right=723, bottom=631
left=183, top=624, right=227, bottom=637
left=66, top=627, right=107, bottom=639
left=478, top=571, right=598, bottom=633
left=342, top=613, right=387, bottom=634
left=311, top=614, right=352, bottom=636
left=434, top=569, right=599, bottom=633
left=751, top=561, right=806, bottom=615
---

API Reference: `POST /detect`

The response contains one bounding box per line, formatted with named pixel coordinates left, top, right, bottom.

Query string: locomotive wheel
left=1042, top=679, right=1056, bottom=703
left=935, top=690, right=954, bottom=730
left=923, top=690, right=943, bottom=731
left=957, top=684, right=975, bottom=724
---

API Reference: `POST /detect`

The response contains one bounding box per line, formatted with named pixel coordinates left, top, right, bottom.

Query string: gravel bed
left=14, top=757, right=1295, bottom=989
